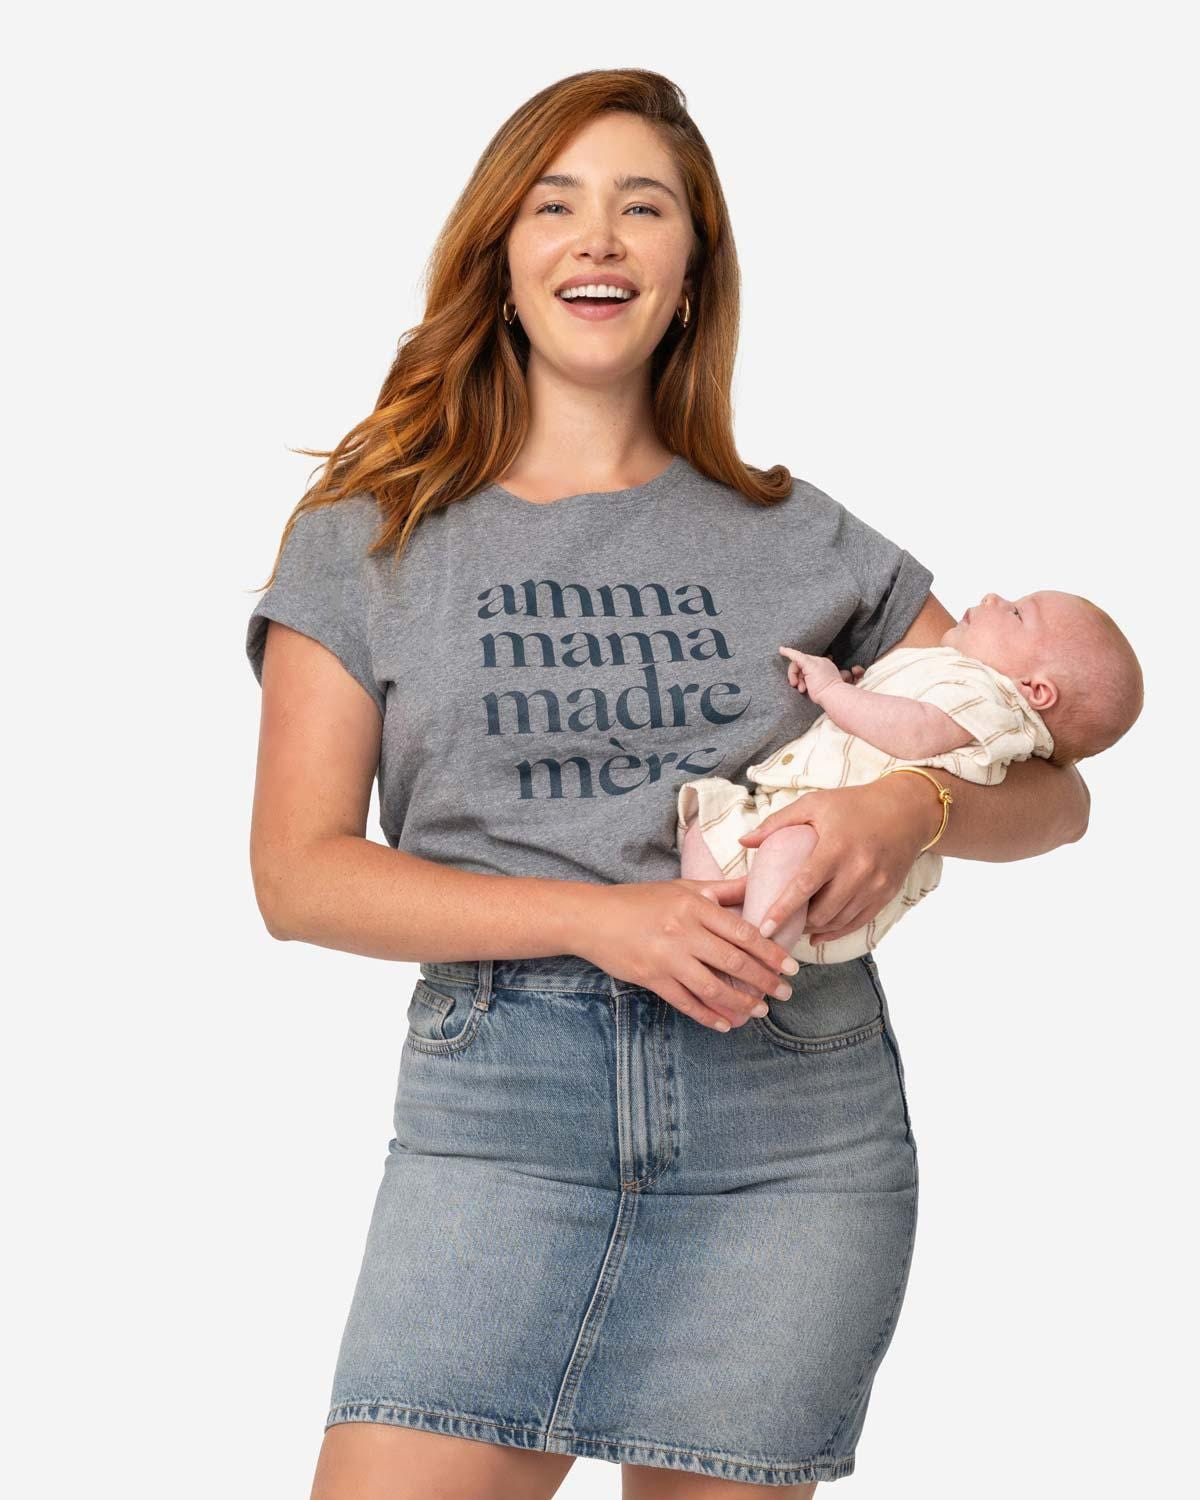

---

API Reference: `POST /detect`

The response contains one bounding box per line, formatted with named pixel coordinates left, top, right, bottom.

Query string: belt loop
left=477, top=958, right=493, bottom=1011
left=608, top=968, right=622, bottom=1001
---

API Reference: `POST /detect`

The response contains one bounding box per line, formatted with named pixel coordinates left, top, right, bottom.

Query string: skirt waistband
left=419, top=954, right=627, bottom=997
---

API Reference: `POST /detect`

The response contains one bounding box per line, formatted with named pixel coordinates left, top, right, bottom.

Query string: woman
left=246, top=70, right=1090, bottom=1498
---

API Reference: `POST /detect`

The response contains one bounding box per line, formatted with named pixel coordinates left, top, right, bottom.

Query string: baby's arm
left=780, top=647, right=975, bottom=761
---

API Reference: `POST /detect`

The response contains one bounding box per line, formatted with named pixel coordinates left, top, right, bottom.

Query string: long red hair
left=257, top=67, right=792, bottom=588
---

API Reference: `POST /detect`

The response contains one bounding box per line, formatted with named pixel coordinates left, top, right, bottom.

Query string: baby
left=677, top=589, right=1143, bottom=976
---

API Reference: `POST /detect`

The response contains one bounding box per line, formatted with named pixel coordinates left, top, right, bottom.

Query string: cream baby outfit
left=675, top=645, right=1055, bottom=965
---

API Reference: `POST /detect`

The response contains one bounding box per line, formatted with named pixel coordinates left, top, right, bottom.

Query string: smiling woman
left=246, top=67, right=1092, bottom=1500
left=494, top=114, right=703, bottom=493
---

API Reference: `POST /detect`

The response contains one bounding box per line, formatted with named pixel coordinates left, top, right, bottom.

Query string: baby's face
left=940, top=589, right=1080, bottom=679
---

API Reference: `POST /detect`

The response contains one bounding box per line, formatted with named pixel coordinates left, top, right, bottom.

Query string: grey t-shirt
left=245, top=455, right=933, bottom=887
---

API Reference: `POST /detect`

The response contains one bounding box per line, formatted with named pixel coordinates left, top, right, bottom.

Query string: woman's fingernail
left=773, top=983, right=792, bottom=1000
left=751, top=1002, right=770, bottom=1017
left=781, top=957, right=799, bottom=974
left=760, top=919, right=777, bottom=938
left=714, top=1020, right=731, bottom=1032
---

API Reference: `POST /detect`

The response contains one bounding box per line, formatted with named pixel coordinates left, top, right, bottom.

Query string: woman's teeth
left=557, top=285, right=637, bottom=301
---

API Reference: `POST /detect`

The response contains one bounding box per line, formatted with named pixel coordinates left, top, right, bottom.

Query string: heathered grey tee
left=245, top=455, right=933, bottom=887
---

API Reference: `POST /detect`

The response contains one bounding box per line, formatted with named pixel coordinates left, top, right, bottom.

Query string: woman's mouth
left=554, top=287, right=640, bottom=322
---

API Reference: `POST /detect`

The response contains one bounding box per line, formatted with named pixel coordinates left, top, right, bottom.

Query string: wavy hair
left=257, top=67, right=792, bottom=587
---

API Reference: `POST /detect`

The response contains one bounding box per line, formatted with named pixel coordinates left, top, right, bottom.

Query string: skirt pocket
left=753, top=955, right=885, bottom=1052
left=404, top=970, right=488, bottom=1056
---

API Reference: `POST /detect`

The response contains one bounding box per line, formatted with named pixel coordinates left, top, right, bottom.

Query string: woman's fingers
left=692, top=875, right=748, bottom=905
left=701, top=900, right=798, bottom=977
left=806, top=891, right=864, bottom=939
left=694, top=920, right=794, bottom=1006
left=674, top=956, right=773, bottom=1028
left=808, top=879, right=891, bottom=943
left=758, top=870, right=830, bottom=939
left=802, top=857, right=882, bottom=932
left=739, top=807, right=798, bottom=848
left=634, top=882, right=795, bottom=1029
left=652, top=975, right=741, bottom=1033
left=805, top=901, right=865, bottom=943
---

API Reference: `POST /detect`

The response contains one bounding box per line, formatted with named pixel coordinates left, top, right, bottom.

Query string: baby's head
left=940, top=590, right=1143, bottom=767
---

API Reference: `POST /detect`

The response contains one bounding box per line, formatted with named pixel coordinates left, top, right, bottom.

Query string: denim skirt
left=325, top=952, right=919, bottom=1488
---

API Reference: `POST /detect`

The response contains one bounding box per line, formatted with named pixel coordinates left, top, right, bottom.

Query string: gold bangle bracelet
left=877, top=765, right=953, bottom=852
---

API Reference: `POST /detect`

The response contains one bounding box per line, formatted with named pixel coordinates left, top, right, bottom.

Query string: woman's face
left=505, top=111, right=696, bottom=386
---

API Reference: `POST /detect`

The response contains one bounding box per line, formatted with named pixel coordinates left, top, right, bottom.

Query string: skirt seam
left=325, top=1399, right=857, bottom=1482
left=815, top=1168, right=919, bottom=1458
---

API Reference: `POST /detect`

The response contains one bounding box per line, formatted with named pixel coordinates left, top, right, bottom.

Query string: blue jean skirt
left=325, top=952, right=919, bottom=1488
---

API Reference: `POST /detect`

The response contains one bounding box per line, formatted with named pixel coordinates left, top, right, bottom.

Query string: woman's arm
left=249, top=620, right=598, bottom=960
left=884, top=747, right=1089, bottom=862
left=874, top=591, right=1091, bottom=858
left=248, top=622, right=799, bottom=1030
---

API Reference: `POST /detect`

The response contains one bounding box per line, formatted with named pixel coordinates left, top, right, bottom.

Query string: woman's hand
left=737, top=778, right=941, bottom=944
left=574, top=877, right=802, bottom=1033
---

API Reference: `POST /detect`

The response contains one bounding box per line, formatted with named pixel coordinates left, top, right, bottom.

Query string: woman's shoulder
left=273, top=490, right=382, bottom=553
left=280, top=491, right=392, bottom=578
left=298, top=490, right=383, bottom=537
left=731, top=468, right=853, bottom=555
left=678, top=459, right=844, bottom=526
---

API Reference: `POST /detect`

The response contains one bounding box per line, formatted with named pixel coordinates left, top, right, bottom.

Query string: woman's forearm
left=887, top=753, right=1090, bottom=862
left=256, top=835, right=599, bottom=962
left=255, top=758, right=1090, bottom=957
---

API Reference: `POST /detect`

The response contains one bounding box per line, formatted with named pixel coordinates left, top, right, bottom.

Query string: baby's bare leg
left=680, top=815, right=816, bottom=998
left=680, top=816, right=775, bottom=999
left=723, top=825, right=818, bottom=995
left=680, top=814, right=741, bottom=905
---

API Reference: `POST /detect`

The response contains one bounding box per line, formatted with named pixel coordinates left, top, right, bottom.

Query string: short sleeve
left=913, top=665, right=1055, bottom=776
left=244, top=497, right=385, bottom=717
left=825, top=499, right=934, bottom=671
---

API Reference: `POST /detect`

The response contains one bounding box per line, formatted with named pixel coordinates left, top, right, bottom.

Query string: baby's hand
left=778, top=646, right=854, bottom=702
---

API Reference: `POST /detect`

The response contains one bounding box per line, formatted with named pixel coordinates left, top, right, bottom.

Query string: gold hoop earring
left=675, top=293, right=691, bottom=329
left=502, top=299, right=518, bottom=325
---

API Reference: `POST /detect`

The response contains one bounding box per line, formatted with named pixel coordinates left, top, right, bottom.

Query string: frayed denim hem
left=325, top=1400, right=857, bottom=1486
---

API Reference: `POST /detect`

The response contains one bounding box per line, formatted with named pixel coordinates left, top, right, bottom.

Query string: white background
left=8, top=3, right=1195, bottom=1496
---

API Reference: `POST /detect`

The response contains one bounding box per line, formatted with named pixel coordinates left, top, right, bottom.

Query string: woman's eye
left=534, top=203, right=660, bottom=217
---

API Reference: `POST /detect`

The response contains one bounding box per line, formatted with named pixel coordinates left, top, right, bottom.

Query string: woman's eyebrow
left=534, top=172, right=680, bottom=205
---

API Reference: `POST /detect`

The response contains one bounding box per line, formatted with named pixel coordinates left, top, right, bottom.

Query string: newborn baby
left=676, top=589, right=1142, bottom=974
